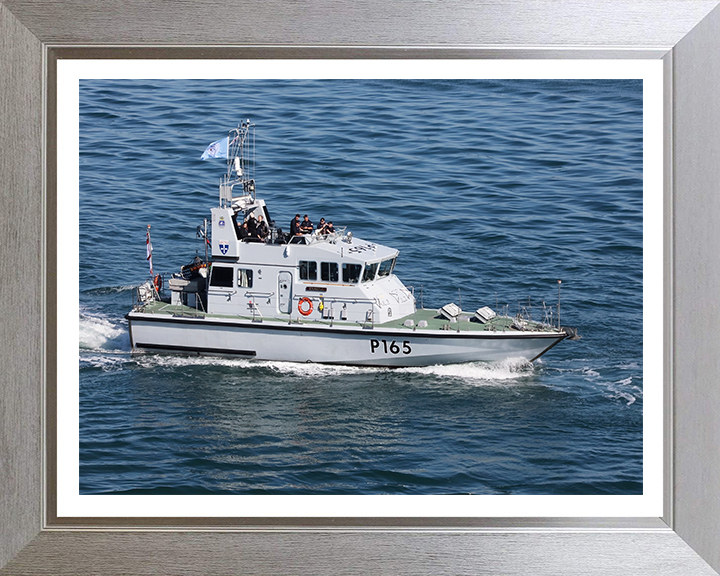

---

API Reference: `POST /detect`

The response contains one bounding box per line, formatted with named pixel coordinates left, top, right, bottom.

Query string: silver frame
left=2, top=1, right=720, bottom=574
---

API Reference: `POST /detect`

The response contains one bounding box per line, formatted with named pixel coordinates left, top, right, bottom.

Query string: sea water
left=79, top=79, right=643, bottom=494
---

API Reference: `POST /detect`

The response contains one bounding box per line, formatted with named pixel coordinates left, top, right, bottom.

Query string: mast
left=219, top=120, right=255, bottom=208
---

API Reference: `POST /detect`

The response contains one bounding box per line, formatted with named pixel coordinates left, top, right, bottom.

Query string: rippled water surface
left=79, top=79, right=643, bottom=495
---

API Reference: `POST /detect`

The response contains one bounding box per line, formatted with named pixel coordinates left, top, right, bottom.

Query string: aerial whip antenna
left=557, top=279, right=562, bottom=329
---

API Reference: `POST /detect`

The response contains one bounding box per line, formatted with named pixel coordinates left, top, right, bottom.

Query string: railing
left=313, top=226, right=347, bottom=242
left=288, top=294, right=376, bottom=327
left=131, top=272, right=208, bottom=316
left=208, top=289, right=236, bottom=301
left=244, top=291, right=275, bottom=321
left=289, top=227, right=348, bottom=246
left=132, top=281, right=157, bottom=310
left=244, top=291, right=275, bottom=298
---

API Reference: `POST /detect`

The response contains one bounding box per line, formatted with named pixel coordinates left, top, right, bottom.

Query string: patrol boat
left=127, top=122, right=574, bottom=367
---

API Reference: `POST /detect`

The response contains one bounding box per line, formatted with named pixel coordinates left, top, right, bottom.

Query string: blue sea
left=79, top=79, right=643, bottom=495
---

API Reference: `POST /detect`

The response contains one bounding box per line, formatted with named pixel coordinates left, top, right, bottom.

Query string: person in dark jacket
left=300, top=214, right=314, bottom=234
left=239, top=221, right=251, bottom=240
left=246, top=214, right=258, bottom=236
left=290, top=214, right=302, bottom=236
left=255, top=215, right=269, bottom=240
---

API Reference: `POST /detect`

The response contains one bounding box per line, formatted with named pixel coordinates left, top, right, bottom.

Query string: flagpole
left=146, top=224, right=154, bottom=278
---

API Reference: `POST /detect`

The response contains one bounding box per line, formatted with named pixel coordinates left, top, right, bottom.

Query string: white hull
left=128, top=313, right=566, bottom=367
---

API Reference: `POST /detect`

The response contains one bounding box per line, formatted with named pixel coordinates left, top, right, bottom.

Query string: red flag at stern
left=146, top=225, right=153, bottom=276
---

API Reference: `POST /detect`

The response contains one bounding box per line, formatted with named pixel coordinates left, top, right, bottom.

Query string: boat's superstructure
left=127, top=122, right=573, bottom=366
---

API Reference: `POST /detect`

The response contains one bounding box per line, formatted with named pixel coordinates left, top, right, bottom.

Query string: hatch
left=278, top=271, right=293, bottom=313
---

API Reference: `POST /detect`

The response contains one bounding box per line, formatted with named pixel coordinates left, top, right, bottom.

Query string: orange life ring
left=153, top=274, right=162, bottom=292
left=298, top=297, right=313, bottom=316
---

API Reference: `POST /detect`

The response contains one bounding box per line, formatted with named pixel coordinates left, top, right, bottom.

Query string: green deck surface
left=386, top=308, right=518, bottom=332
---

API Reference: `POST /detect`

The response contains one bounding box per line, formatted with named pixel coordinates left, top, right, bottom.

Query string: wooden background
left=2, top=1, right=720, bottom=574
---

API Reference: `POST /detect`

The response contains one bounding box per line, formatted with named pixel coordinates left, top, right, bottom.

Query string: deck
left=133, top=300, right=558, bottom=334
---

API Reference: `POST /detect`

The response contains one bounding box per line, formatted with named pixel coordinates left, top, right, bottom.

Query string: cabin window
left=299, top=260, right=317, bottom=281
left=342, top=263, right=362, bottom=284
left=210, top=265, right=234, bottom=288
left=362, top=262, right=379, bottom=282
left=321, top=262, right=338, bottom=282
left=377, top=257, right=396, bottom=278
left=237, top=268, right=253, bottom=288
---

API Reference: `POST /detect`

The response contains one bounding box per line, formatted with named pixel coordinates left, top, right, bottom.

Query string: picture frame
left=2, top=1, right=720, bottom=574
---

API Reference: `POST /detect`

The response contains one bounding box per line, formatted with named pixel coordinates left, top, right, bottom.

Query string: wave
left=542, top=361, right=643, bottom=405
left=397, top=357, right=535, bottom=383
left=79, top=351, right=132, bottom=371
left=128, top=352, right=534, bottom=384
left=82, top=285, right=136, bottom=295
left=603, top=376, right=642, bottom=406
left=79, top=311, right=129, bottom=351
left=127, top=353, right=374, bottom=376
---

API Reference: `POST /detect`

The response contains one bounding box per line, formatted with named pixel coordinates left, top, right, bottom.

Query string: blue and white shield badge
left=219, top=240, right=229, bottom=255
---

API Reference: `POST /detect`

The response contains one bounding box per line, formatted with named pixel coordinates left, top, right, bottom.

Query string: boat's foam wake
left=129, top=354, right=535, bottom=384
left=80, top=352, right=132, bottom=371
left=79, top=311, right=129, bottom=351
left=396, top=357, right=535, bottom=383
left=133, top=355, right=389, bottom=375
left=603, top=376, right=642, bottom=406
left=82, top=285, right=137, bottom=296
left=548, top=362, right=643, bottom=405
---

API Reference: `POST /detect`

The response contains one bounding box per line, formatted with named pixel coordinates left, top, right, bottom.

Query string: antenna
left=204, top=219, right=209, bottom=264
left=557, top=279, right=562, bottom=329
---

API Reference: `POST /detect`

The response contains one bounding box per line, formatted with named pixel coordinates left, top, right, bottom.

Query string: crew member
left=246, top=213, right=258, bottom=236
left=239, top=221, right=251, bottom=240
left=300, top=214, right=314, bottom=234
left=255, top=215, right=269, bottom=240
left=290, top=214, right=302, bottom=236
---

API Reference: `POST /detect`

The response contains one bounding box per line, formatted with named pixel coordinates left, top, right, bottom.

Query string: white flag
left=201, top=137, right=229, bottom=160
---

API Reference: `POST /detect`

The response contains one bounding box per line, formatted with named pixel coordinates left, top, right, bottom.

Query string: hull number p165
left=370, top=339, right=412, bottom=355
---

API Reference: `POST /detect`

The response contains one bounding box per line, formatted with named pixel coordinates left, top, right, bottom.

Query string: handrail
left=244, top=291, right=275, bottom=298
left=208, top=289, right=236, bottom=302
left=290, top=294, right=376, bottom=306
left=288, top=293, right=376, bottom=327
